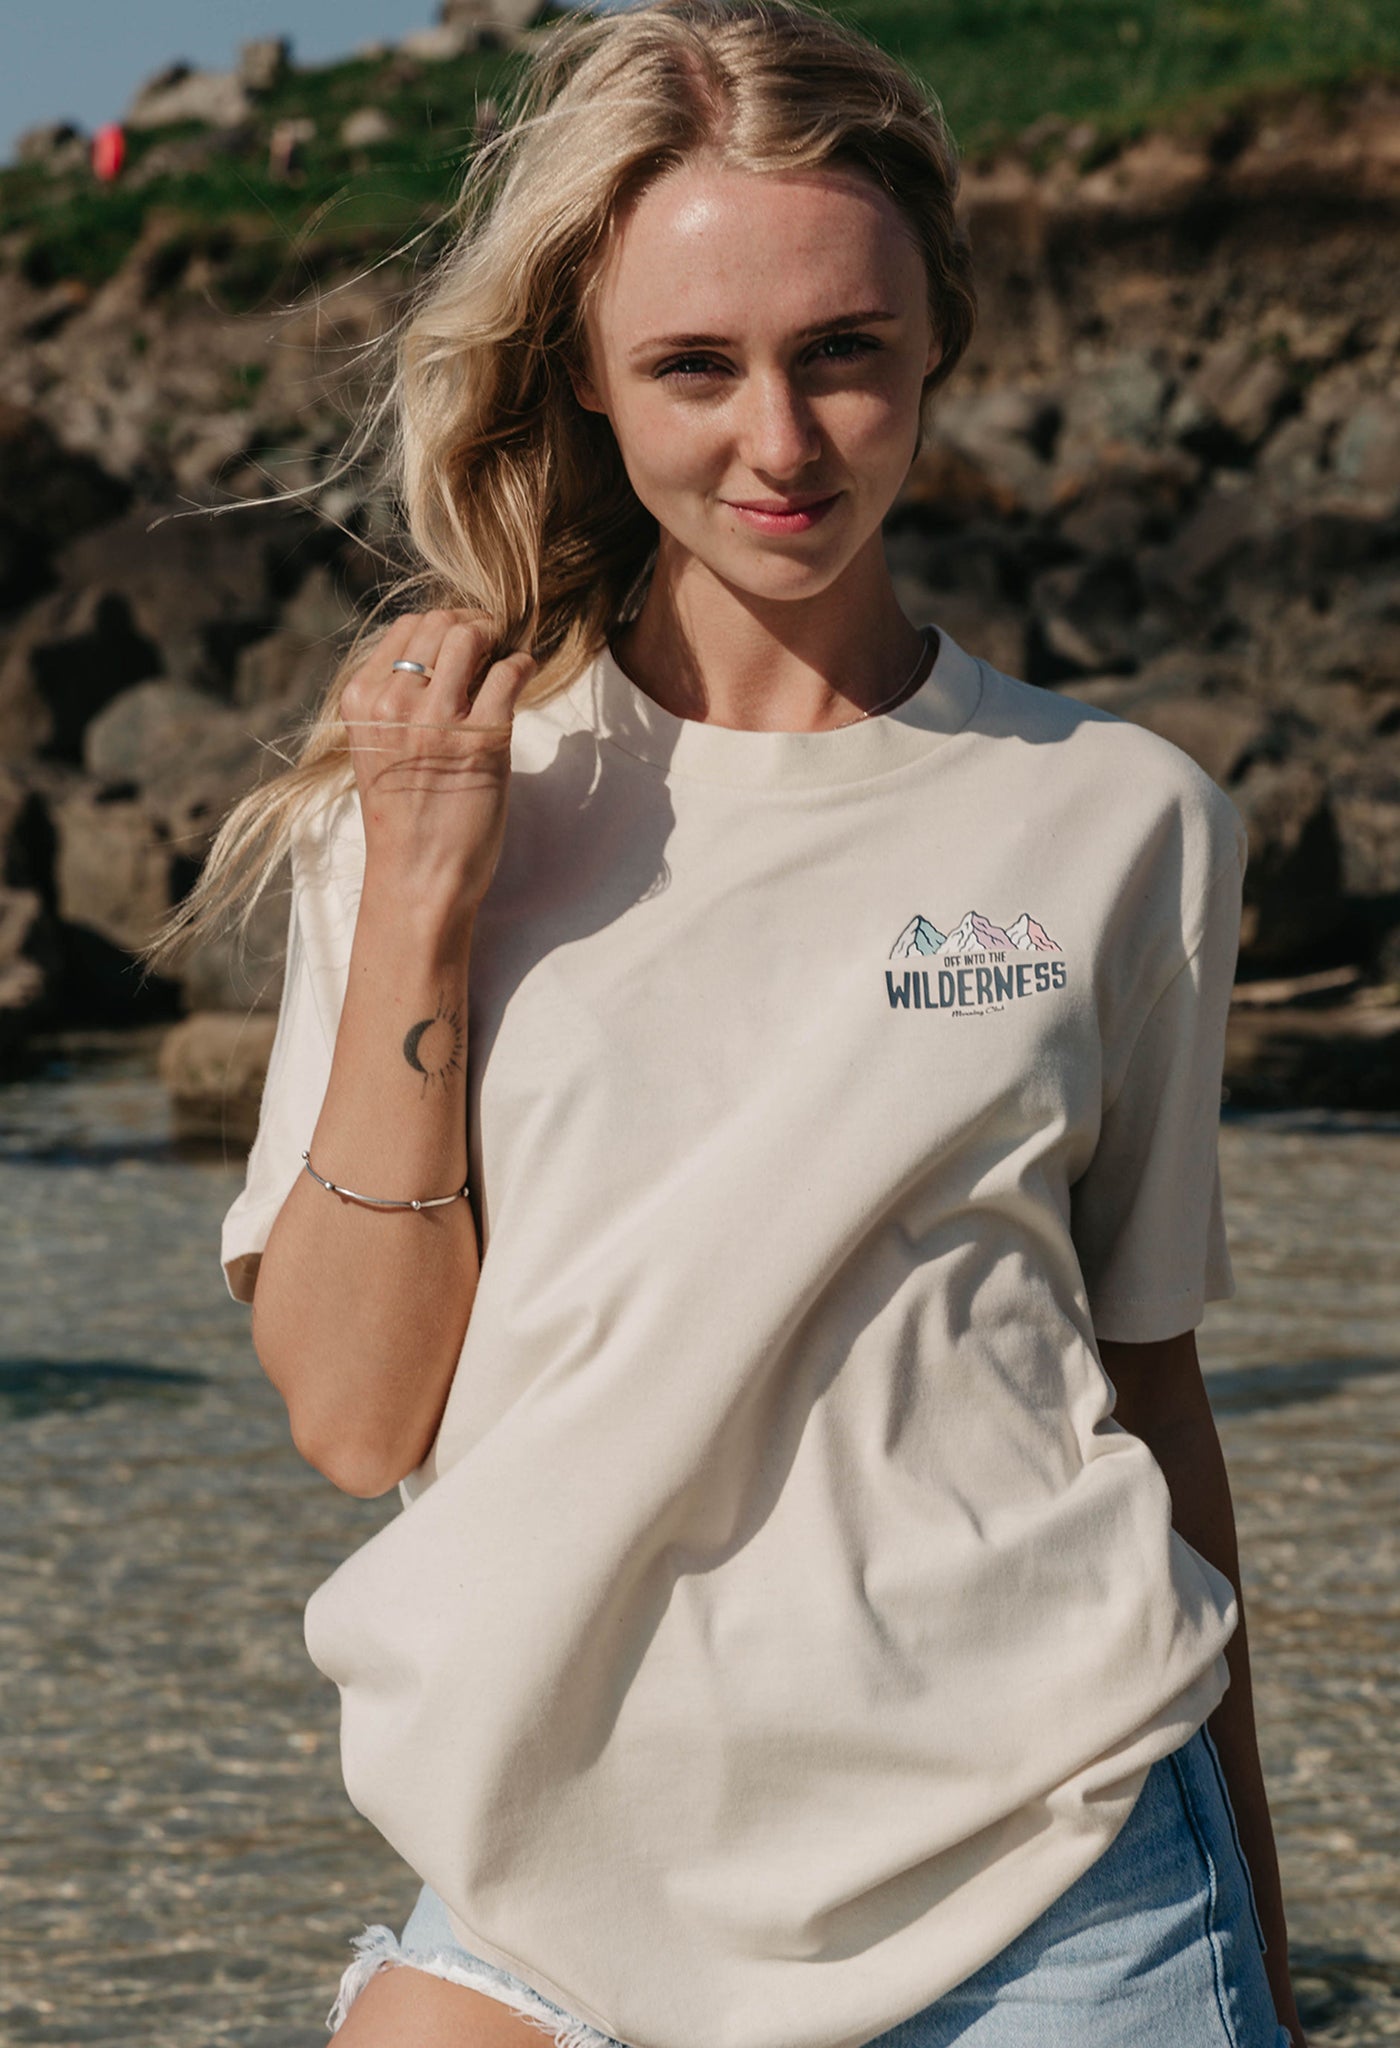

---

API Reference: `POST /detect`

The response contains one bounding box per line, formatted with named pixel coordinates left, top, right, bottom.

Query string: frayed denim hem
left=326, top=1923, right=618, bottom=2048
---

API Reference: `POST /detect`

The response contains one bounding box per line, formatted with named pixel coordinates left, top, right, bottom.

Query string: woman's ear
left=568, top=351, right=608, bottom=417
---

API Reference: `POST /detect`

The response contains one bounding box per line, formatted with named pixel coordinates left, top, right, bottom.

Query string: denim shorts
left=327, top=1721, right=1291, bottom=2048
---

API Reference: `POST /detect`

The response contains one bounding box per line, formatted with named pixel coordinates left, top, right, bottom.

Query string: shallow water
left=0, top=1042, right=1396, bottom=2045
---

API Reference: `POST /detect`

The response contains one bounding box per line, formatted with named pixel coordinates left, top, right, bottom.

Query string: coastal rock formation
left=0, top=60, right=1396, bottom=1106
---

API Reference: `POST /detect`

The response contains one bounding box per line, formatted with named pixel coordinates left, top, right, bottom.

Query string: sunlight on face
left=575, top=159, right=939, bottom=606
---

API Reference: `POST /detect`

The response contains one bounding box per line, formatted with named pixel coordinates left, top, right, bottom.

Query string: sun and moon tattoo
left=401, top=991, right=467, bottom=1096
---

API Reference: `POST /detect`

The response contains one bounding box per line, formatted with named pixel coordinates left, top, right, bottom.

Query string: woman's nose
left=737, top=373, right=823, bottom=479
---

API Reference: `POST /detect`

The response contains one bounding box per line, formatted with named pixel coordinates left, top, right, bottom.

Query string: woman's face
left=574, top=158, right=939, bottom=605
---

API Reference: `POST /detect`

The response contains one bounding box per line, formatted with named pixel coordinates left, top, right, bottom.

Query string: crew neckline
left=569, top=623, right=986, bottom=790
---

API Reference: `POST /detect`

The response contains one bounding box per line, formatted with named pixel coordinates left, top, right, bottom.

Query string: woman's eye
left=810, top=333, right=881, bottom=365
left=653, top=334, right=882, bottom=383
left=656, top=355, right=726, bottom=381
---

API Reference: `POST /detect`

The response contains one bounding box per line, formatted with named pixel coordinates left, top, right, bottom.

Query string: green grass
left=851, top=0, right=1400, bottom=152
left=1, top=41, right=522, bottom=297
left=2, top=0, right=1398, bottom=294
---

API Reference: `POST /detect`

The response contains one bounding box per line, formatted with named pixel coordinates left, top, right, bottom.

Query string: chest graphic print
left=886, top=910, right=1066, bottom=1016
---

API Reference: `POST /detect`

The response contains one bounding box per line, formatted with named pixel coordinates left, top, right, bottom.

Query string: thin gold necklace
left=827, top=627, right=935, bottom=730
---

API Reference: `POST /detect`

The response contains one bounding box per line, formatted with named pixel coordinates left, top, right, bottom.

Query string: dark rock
left=176, top=880, right=289, bottom=1015
left=1233, top=760, right=1345, bottom=971
left=1331, top=399, right=1400, bottom=500
left=1029, top=554, right=1146, bottom=678
left=1147, top=482, right=1266, bottom=592
left=0, top=590, right=162, bottom=763
left=1255, top=409, right=1332, bottom=493
left=400, top=22, right=476, bottom=59
left=1240, top=508, right=1398, bottom=597
left=340, top=108, right=395, bottom=150
left=49, top=918, right=183, bottom=1028
left=0, top=765, right=59, bottom=910
left=1055, top=354, right=1172, bottom=465
left=440, top=0, right=551, bottom=36
left=1286, top=678, right=1400, bottom=740
left=1054, top=447, right=1200, bottom=554
left=901, top=436, right=1029, bottom=520
left=239, top=37, right=291, bottom=94
left=14, top=122, right=87, bottom=173
left=0, top=886, right=55, bottom=1064
left=1331, top=771, right=1400, bottom=899
left=1168, top=335, right=1298, bottom=459
left=53, top=788, right=183, bottom=957
left=911, top=387, right=1062, bottom=517
left=232, top=566, right=355, bottom=712
left=1225, top=999, right=1400, bottom=1111
left=157, top=1011, right=281, bottom=1145
left=127, top=134, right=230, bottom=191
left=126, top=66, right=251, bottom=131
left=0, top=403, right=131, bottom=558
left=84, top=680, right=236, bottom=789
left=1249, top=576, right=1400, bottom=698
left=232, top=631, right=332, bottom=713
left=58, top=506, right=326, bottom=697
left=0, top=516, right=50, bottom=614
left=139, top=702, right=288, bottom=867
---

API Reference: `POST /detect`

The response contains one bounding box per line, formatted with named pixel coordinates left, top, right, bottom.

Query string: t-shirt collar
left=574, top=625, right=986, bottom=790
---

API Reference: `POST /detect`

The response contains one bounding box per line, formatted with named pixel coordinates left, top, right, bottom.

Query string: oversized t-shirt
left=221, top=624, right=1247, bottom=2048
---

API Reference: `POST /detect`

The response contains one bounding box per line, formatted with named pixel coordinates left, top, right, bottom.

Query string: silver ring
left=391, top=659, right=433, bottom=679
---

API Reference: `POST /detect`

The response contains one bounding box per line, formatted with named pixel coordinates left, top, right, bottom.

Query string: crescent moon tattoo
left=401, top=992, right=466, bottom=1095
left=403, top=1018, right=433, bottom=1072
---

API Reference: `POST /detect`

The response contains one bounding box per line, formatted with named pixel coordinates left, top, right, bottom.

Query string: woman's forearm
left=250, top=870, right=481, bottom=1496
left=1207, top=1596, right=1302, bottom=2040
left=1103, top=1334, right=1305, bottom=2043
left=1162, top=1407, right=1300, bottom=2034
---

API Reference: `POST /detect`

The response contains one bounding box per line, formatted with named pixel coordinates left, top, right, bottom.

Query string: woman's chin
left=708, top=541, right=863, bottom=606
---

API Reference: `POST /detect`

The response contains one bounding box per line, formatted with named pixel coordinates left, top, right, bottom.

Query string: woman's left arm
left=1101, top=1330, right=1307, bottom=2048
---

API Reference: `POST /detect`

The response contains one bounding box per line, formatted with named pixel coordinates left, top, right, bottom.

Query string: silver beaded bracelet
left=301, top=1149, right=470, bottom=1211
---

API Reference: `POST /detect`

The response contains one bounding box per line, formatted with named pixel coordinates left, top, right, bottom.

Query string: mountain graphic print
left=889, top=911, right=1060, bottom=960
left=886, top=909, right=1066, bottom=1015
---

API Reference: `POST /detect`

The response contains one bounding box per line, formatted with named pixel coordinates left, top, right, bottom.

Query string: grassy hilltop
left=2, top=0, right=1399, bottom=299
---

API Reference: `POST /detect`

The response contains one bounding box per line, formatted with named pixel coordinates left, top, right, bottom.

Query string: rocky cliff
left=1, top=42, right=1397, bottom=1116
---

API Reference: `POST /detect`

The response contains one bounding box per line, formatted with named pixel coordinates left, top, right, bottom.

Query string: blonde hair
left=141, top=0, right=976, bottom=977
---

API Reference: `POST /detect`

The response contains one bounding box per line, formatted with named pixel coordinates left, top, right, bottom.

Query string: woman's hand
left=339, top=609, right=537, bottom=921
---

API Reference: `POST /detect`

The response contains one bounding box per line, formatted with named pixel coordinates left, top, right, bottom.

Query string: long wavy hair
left=140, top=0, right=977, bottom=977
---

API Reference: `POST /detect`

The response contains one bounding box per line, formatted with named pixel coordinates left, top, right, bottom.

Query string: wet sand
left=1, top=1042, right=1396, bottom=2045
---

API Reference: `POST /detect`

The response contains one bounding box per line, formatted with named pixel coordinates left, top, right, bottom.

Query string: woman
left=147, top=2, right=1305, bottom=2043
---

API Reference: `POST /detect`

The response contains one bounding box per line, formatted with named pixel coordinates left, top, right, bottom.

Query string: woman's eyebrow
left=628, top=309, right=899, bottom=360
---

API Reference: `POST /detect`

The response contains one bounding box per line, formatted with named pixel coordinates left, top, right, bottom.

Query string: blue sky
left=1, top=2, right=445, bottom=162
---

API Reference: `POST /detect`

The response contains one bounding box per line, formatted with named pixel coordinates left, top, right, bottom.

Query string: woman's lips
left=722, top=493, right=840, bottom=534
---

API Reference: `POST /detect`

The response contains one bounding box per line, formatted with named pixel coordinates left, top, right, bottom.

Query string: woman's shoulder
left=971, top=656, right=1246, bottom=878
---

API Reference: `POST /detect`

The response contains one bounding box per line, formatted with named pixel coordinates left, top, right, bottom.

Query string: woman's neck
left=613, top=534, right=930, bottom=734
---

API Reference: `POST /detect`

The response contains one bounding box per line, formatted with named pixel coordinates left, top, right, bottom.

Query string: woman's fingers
left=405, top=615, right=535, bottom=729
left=378, top=612, right=424, bottom=666
left=345, top=610, right=533, bottom=747
left=427, top=619, right=498, bottom=715
left=398, top=608, right=484, bottom=679
left=469, top=651, right=537, bottom=727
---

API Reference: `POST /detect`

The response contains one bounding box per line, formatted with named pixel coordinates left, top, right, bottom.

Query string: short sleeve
left=220, top=786, right=365, bottom=1304
left=1070, top=833, right=1245, bottom=1345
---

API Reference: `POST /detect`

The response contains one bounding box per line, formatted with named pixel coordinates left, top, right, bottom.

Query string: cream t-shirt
left=222, top=626, right=1246, bottom=2048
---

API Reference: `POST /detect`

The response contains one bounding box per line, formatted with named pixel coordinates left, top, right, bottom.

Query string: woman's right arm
left=247, top=612, right=536, bottom=1498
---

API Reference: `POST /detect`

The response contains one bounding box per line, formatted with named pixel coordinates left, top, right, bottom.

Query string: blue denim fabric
left=334, top=1723, right=1291, bottom=2048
